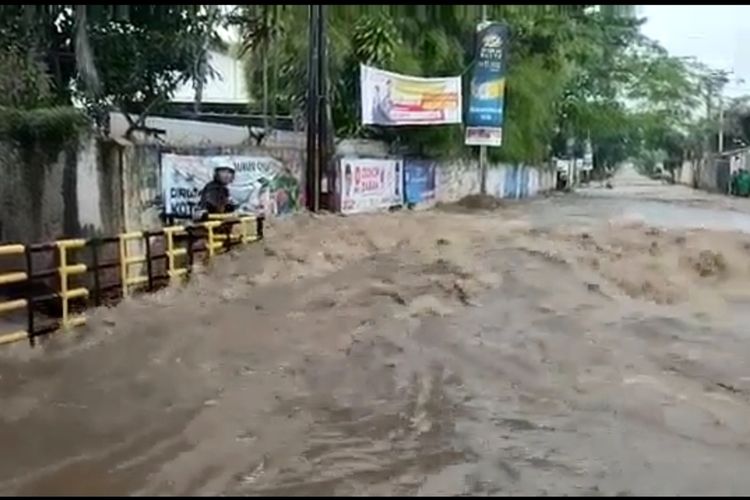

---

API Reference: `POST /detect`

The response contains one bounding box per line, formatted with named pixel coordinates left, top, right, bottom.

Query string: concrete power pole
left=478, top=4, right=489, bottom=195
left=305, top=5, right=319, bottom=212
left=703, top=77, right=714, bottom=170
left=718, top=94, right=724, bottom=154
left=705, top=80, right=713, bottom=151
left=305, top=5, right=328, bottom=212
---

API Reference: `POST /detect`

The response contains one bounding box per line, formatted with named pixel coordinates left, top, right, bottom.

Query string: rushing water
left=3, top=174, right=750, bottom=495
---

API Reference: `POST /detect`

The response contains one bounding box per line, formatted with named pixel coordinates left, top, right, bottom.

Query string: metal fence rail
left=0, top=244, right=29, bottom=346
left=0, top=215, right=265, bottom=347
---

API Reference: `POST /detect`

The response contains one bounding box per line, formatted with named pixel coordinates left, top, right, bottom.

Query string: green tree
left=723, top=96, right=750, bottom=149
left=184, top=5, right=226, bottom=116
left=0, top=5, right=219, bottom=136
left=232, top=5, right=289, bottom=129
left=227, top=4, right=712, bottom=170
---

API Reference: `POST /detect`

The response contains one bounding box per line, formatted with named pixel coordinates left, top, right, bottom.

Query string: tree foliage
left=233, top=4, right=709, bottom=167
left=0, top=5, right=219, bottom=136
left=0, top=3, right=716, bottom=169
left=723, top=96, right=750, bottom=150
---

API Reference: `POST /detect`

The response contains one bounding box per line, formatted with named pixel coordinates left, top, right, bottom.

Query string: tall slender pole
left=702, top=76, right=712, bottom=182
left=306, top=5, right=320, bottom=211
left=315, top=4, right=327, bottom=213
left=718, top=94, right=724, bottom=153
left=478, top=5, right=488, bottom=195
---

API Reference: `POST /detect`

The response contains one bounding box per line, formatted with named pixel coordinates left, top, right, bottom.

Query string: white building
left=170, top=50, right=249, bottom=106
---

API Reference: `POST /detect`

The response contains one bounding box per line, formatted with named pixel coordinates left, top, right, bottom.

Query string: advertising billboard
left=360, top=65, right=462, bottom=126
left=465, top=22, right=509, bottom=147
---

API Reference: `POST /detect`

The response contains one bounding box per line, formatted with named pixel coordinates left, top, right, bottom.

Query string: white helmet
left=214, top=165, right=235, bottom=175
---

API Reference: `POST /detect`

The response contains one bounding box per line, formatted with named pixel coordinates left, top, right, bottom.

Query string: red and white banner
left=338, top=158, right=404, bottom=214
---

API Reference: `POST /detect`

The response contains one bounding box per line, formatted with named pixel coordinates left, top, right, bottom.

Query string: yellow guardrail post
left=163, top=226, right=188, bottom=280
left=201, top=221, right=224, bottom=258
left=239, top=215, right=259, bottom=244
left=119, top=232, right=148, bottom=297
left=207, top=214, right=259, bottom=246
left=0, top=244, right=29, bottom=346
left=56, top=239, right=88, bottom=330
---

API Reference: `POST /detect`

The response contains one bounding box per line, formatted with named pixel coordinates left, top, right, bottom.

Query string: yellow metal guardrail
left=119, top=232, right=148, bottom=297
left=0, top=214, right=264, bottom=347
left=0, top=244, right=28, bottom=345
left=206, top=214, right=259, bottom=249
left=201, top=220, right=225, bottom=258
left=57, top=239, right=88, bottom=329
left=163, top=226, right=189, bottom=279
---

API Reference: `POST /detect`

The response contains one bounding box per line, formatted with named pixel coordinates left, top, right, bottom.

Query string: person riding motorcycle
left=194, top=166, right=237, bottom=222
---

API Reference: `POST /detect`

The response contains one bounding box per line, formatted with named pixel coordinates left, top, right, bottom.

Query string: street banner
left=404, top=160, right=437, bottom=206
left=161, top=153, right=301, bottom=219
left=465, top=22, right=509, bottom=147
left=338, top=157, right=404, bottom=214
left=360, top=65, right=462, bottom=126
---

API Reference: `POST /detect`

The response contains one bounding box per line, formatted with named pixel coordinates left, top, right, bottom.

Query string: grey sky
left=641, top=5, right=750, bottom=97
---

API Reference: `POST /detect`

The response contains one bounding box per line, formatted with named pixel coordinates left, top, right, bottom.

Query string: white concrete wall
left=435, top=162, right=554, bottom=204
left=336, top=139, right=390, bottom=158
left=110, top=113, right=251, bottom=147
left=679, top=160, right=695, bottom=186
left=435, top=160, right=480, bottom=202
left=76, top=134, right=103, bottom=231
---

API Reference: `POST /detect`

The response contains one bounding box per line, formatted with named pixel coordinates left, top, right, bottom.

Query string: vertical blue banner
left=465, top=22, right=508, bottom=147
left=403, top=160, right=437, bottom=206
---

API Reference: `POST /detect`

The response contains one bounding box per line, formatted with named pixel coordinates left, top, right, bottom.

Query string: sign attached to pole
left=360, top=65, right=462, bottom=126
left=465, top=22, right=508, bottom=147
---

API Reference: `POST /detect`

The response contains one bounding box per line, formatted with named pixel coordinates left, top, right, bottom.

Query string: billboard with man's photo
left=360, top=65, right=462, bottom=126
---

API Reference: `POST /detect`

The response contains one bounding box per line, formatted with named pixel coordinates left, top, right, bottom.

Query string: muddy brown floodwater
left=3, top=169, right=750, bottom=496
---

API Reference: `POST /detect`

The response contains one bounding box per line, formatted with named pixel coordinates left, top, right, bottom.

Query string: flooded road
left=3, top=169, right=750, bottom=495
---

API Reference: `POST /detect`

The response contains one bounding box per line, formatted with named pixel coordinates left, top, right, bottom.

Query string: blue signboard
left=465, top=22, right=508, bottom=147
left=404, top=160, right=437, bottom=206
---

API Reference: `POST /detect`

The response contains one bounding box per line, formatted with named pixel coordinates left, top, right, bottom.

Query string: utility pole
left=305, top=5, right=327, bottom=212
left=478, top=4, right=488, bottom=195
left=717, top=70, right=736, bottom=155
left=718, top=94, right=724, bottom=153
left=704, top=76, right=713, bottom=157
left=305, top=5, right=318, bottom=212
left=317, top=4, right=330, bottom=212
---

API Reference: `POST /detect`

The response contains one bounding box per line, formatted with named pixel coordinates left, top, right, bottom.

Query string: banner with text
left=161, top=153, right=301, bottom=219
left=338, top=158, right=404, bottom=214
left=404, top=160, right=437, bottom=206
left=465, top=22, right=509, bottom=147
left=360, top=65, right=462, bottom=126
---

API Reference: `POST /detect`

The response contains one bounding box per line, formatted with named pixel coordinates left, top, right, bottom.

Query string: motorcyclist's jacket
left=197, top=180, right=235, bottom=216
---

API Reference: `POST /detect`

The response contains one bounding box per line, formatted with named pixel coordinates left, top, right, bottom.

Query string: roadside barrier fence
left=0, top=214, right=264, bottom=347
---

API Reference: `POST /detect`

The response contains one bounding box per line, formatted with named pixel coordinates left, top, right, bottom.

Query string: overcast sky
left=640, top=5, right=750, bottom=97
